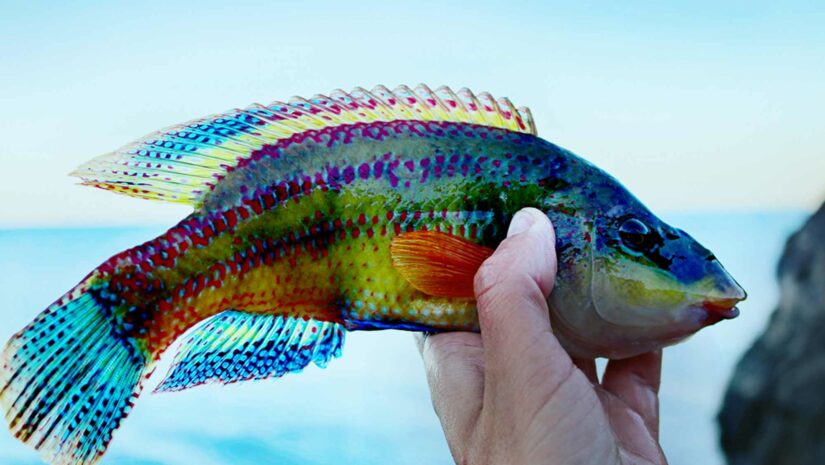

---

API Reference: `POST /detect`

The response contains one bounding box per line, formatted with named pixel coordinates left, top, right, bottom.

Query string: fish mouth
left=701, top=298, right=741, bottom=324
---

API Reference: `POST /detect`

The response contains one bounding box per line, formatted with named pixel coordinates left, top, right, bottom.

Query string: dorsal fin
left=71, top=84, right=536, bottom=207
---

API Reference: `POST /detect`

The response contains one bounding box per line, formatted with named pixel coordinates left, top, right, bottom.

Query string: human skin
left=416, top=208, right=669, bottom=465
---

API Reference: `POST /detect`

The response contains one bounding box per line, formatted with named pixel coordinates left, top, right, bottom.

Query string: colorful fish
left=0, top=84, right=745, bottom=464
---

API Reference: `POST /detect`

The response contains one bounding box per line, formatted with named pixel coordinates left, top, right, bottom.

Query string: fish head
left=548, top=200, right=746, bottom=359
left=591, top=210, right=746, bottom=321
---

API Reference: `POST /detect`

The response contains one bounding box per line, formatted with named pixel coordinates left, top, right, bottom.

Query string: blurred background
left=1, top=1, right=823, bottom=464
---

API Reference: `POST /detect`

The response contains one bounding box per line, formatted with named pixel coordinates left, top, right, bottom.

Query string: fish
left=0, top=84, right=746, bottom=465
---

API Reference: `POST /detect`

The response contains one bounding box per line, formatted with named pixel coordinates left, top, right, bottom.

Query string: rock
left=718, top=201, right=825, bottom=465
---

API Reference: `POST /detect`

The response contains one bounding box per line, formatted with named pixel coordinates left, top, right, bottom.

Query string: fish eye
left=619, top=218, right=652, bottom=252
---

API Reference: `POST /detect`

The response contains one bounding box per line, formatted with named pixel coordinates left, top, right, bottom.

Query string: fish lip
left=700, top=298, right=741, bottom=323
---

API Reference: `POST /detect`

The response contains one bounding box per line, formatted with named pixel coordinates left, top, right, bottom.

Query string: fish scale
left=128, top=120, right=558, bottom=355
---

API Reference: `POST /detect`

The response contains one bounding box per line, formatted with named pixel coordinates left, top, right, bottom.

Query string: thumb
left=474, top=208, right=562, bottom=378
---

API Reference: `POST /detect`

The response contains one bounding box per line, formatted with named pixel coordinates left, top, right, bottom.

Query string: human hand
left=416, top=208, right=668, bottom=465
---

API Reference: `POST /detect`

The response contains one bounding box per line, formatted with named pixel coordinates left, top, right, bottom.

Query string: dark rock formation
left=718, top=201, right=825, bottom=465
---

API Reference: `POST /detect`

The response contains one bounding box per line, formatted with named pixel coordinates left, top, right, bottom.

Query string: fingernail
left=507, top=209, right=536, bottom=237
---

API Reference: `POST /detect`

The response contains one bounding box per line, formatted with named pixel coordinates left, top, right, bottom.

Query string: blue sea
left=0, top=212, right=808, bottom=465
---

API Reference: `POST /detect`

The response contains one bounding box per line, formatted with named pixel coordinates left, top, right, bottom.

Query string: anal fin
left=154, top=311, right=345, bottom=393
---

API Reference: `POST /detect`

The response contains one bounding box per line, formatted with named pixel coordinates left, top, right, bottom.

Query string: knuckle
left=473, top=260, right=507, bottom=300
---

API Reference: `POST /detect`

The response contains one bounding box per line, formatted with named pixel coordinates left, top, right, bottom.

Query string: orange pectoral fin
left=390, top=230, right=494, bottom=298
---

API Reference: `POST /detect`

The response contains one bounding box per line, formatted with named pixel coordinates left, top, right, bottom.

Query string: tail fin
left=0, top=278, right=152, bottom=465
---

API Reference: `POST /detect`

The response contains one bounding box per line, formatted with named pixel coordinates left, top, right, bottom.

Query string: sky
left=0, top=0, right=823, bottom=227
